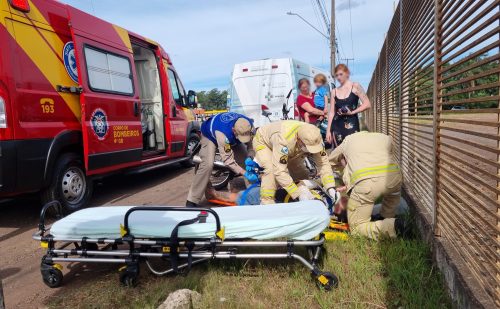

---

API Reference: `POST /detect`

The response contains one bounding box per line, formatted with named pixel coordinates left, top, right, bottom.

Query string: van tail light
left=261, top=104, right=269, bottom=111
left=9, top=0, right=30, bottom=12
left=271, top=65, right=278, bottom=69
left=0, top=96, right=6, bottom=128
left=242, top=68, right=248, bottom=72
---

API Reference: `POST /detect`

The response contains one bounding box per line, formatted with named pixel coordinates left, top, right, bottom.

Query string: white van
left=227, top=58, right=334, bottom=127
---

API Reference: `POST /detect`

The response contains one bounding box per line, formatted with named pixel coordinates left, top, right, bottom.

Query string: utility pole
left=330, top=0, right=336, bottom=76
left=341, top=57, right=355, bottom=68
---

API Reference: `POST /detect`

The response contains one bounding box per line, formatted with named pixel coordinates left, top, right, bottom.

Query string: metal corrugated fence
left=365, top=0, right=499, bottom=305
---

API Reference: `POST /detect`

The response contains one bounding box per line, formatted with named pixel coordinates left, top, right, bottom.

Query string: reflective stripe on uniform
left=255, top=145, right=267, bottom=151
left=284, top=183, right=298, bottom=195
left=260, top=189, right=276, bottom=197
left=285, top=124, right=302, bottom=140
left=321, top=175, right=335, bottom=185
left=350, top=164, right=400, bottom=183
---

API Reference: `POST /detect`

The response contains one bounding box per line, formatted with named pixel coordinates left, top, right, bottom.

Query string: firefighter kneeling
left=329, top=131, right=410, bottom=240
left=253, top=120, right=336, bottom=204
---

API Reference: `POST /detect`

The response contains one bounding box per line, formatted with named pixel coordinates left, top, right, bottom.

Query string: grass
left=46, top=235, right=451, bottom=309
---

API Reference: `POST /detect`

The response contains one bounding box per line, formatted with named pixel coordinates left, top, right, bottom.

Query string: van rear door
left=67, top=7, right=143, bottom=174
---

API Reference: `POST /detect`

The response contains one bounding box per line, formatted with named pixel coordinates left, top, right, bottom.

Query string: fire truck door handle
left=172, top=105, right=177, bottom=117
left=56, top=85, right=83, bottom=94
left=133, top=102, right=139, bottom=117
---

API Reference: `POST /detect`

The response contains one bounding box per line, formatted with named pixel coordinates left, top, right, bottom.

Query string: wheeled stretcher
left=33, top=201, right=338, bottom=290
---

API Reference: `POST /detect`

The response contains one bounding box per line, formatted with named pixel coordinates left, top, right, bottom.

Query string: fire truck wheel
left=41, top=153, right=93, bottom=214
left=181, top=133, right=200, bottom=168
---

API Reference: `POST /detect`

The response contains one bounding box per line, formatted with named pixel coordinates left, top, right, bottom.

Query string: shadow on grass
left=378, top=211, right=451, bottom=309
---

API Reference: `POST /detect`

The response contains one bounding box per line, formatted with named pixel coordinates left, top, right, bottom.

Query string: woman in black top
left=326, top=64, right=371, bottom=146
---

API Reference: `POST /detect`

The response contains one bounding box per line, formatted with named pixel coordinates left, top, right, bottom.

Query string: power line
left=335, top=18, right=347, bottom=61
left=286, top=12, right=329, bottom=40
left=315, top=0, right=330, bottom=36
left=348, top=0, right=355, bottom=71
left=320, top=0, right=330, bottom=21
left=310, top=0, right=327, bottom=39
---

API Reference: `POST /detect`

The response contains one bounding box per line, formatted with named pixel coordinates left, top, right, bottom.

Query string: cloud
left=336, top=0, right=366, bottom=12
left=62, top=0, right=394, bottom=90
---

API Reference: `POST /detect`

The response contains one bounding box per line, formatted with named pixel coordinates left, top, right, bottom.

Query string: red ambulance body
left=0, top=0, right=200, bottom=211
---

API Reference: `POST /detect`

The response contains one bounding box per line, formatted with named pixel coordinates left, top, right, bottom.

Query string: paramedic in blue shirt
left=186, top=112, right=254, bottom=207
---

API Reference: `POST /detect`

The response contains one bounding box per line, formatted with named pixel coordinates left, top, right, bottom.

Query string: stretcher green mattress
left=50, top=201, right=330, bottom=241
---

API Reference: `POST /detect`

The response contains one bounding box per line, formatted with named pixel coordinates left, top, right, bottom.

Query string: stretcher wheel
left=41, top=266, right=63, bottom=288
left=119, top=267, right=139, bottom=287
left=119, top=273, right=137, bottom=287
left=315, top=271, right=338, bottom=291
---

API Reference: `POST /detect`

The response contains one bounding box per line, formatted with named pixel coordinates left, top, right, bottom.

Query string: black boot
left=185, top=200, right=200, bottom=208
left=395, top=217, right=413, bottom=239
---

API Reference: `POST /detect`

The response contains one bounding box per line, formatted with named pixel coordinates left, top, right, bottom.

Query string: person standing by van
left=296, top=78, right=325, bottom=124
left=186, top=112, right=254, bottom=207
left=326, top=64, right=371, bottom=146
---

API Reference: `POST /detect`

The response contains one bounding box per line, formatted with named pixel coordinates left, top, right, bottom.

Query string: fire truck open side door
left=67, top=7, right=143, bottom=175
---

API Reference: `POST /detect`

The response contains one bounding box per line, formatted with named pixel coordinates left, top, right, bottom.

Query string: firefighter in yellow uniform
left=329, top=131, right=405, bottom=239
left=253, top=120, right=336, bottom=204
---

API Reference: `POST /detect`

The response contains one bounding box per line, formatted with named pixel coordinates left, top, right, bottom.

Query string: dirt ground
left=0, top=164, right=195, bottom=309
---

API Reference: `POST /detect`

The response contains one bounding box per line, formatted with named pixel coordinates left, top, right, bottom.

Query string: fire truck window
left=167, top=69, right=183, bottom=105
left=175, top=75, right=187, bottom=105
left=85, top=47, right=133, bottom=95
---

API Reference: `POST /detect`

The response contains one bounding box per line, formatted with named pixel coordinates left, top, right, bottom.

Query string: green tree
left=196, top=88, right=228, bottom=110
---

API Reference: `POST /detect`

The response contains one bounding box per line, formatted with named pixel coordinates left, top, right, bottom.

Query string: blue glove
left=244, top=171, right=259, bottom=184
left=245, top=157, right=261, bottom=172
left=244, top=157, right=254, bottom=166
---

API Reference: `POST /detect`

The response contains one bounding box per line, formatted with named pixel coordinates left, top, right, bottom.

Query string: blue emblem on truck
left=63, top=41, right=78, bottom=83
left=90, top=109, right=108, bottom=140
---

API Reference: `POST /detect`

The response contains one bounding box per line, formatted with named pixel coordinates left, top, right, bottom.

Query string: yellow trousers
left=347, top=173, right=402, bottom=240
left=256, top=147, right=309, bottom=204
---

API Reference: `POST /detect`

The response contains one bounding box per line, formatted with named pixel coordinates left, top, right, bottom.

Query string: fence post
left=385, top=36, right=390, bottom=135
left=0, top=280, right=4, bottom=309
left=398, top=0, right=403, bottom=164
left=432, top=0, right=442, bottom=236
left=496, top=3, right=500, bottom=305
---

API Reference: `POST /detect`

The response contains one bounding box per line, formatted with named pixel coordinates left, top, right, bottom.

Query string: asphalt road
left=0, top=164, right=195, bottom=309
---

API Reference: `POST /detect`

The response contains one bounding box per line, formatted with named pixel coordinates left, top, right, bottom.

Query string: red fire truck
left=0, top=0, right=200, bottom=212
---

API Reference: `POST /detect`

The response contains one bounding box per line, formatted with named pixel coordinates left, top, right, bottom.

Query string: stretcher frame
left=33, top=202, right=338, bottom=290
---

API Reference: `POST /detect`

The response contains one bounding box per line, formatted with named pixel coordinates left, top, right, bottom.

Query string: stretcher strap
left=169, top=216, right=202, bottom=274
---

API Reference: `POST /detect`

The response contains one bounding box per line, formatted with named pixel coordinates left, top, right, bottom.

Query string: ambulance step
left=125, top=157, right=190, bottom=175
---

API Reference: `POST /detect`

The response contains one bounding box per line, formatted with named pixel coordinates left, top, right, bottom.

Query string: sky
left=62, top=0, right=396, bottom=91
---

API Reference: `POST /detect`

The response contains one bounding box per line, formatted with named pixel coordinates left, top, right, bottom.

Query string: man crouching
left=329, top=131, right=409, bottom=239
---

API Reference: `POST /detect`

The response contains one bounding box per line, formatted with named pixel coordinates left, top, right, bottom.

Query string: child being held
left=303, top=74, right=329, bottom=123
left=313, top=73, right=329, bottom=113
